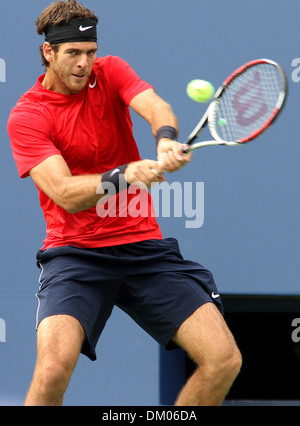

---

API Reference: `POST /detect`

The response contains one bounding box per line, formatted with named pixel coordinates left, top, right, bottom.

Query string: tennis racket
left=183, top=59, right=287, bottom=152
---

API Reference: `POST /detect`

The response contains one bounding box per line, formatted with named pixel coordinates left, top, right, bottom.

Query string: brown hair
left=36, top=0, right=98, bottom=69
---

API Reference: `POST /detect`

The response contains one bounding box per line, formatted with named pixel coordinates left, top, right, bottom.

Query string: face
left=43, top=41, right=98, bottom=94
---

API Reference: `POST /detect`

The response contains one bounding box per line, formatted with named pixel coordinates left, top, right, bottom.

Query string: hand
left=157, top=138, right=192, bottom=172
left=125, top=160, right=166, bottom=188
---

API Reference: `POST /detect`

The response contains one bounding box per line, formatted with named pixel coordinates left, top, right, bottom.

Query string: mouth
left=72, top=74, right=86, bottom=80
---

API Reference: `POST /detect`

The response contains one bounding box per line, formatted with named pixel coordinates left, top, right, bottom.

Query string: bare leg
left=25, top=314, right=85, bottom=406
left=172, top=303, right=242, bottom=406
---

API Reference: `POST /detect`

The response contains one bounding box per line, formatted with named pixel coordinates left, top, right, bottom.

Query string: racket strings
left=211, top=64, right=284, bottom=142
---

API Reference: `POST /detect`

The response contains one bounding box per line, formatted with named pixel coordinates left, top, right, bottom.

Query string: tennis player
left=8, top=0, right=241, bottom=406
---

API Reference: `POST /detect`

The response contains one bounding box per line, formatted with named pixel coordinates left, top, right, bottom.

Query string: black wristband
left=101, top=164, right=129, bottom=195
left=155, top=126, right=178, bottom=146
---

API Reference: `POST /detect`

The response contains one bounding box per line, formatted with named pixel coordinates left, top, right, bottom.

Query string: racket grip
left=181, top=144, right=191, bottom=154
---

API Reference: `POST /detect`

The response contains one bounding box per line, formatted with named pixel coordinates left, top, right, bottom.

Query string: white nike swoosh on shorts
left=212, top=292, right=220, bottom=299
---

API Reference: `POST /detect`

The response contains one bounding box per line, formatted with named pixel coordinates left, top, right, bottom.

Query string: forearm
left=30, top=155, right=165, bottom=214
left=145, top=97, right=189, bottom=170
left=58, top=174, right=103, bottom=213
left=29, top=156, right=105, bottom=213
left=130, top=89, right=192, bottom=173
left=148, top=99, right=179, bottom=139
left=130, top=90, right=179, bottom=140
left=60, top=162, right=165, bottom=213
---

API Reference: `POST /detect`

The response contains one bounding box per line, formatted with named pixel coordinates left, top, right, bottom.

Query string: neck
left=42, top=69, right=71, bottom=94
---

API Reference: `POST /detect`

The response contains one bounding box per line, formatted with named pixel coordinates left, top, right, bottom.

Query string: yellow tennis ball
left=186, top=79, right=215, bottom=103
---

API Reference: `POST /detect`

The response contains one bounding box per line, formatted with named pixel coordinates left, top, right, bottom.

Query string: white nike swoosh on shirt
left=79, top=25, right=93, bottom=31
left=89, top=75, right=97, bottom=89
left=212, top=292, right=220, bottom=299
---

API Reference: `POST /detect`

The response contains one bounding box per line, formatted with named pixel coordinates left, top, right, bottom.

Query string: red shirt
left=8, top=56, right=162, bottom=249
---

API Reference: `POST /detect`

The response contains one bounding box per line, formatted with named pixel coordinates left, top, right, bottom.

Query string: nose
left=77, top=53, right=89, bottom=69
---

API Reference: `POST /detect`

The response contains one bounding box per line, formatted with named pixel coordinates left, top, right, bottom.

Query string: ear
left=43, top=42, right=55, bottom=64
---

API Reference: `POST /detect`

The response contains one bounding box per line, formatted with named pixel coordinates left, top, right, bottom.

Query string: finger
left=151, top=162, right=165, bottom=181
left=133, top=161, right=164, bottom=186
left=160, top=151, right=183, bottom=172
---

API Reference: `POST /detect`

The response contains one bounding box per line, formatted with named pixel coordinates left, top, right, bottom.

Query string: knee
left=43, top=357, right=73, bottom=383
left=191, top=341, right=242, bottom=390
left=220, top=344, right=242, bottom=382
left=35, top=356, right=75, bottom=398
left=205, top=344, right=242, bottom=386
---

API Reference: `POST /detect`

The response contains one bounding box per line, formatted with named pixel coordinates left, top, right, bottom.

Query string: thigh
left=171, top=302, right=238, bottom=365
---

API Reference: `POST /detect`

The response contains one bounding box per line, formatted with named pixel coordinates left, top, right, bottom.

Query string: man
left=8, top=0, right=241, bottom=406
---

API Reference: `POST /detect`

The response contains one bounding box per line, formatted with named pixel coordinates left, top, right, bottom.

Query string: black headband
left=45, top=18, right=97, bottom=44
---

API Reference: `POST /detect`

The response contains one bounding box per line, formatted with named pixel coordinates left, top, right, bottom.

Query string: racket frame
left=184, top=59, right=288, bottom=151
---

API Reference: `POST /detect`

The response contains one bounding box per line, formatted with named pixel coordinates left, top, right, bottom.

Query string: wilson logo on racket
left=232, top=71, right=268, bottom=127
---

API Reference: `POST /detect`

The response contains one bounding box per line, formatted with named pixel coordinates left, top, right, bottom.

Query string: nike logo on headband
left=45, top=18, right=98, bottom=44
left=79, top=25, right=93, bottom=31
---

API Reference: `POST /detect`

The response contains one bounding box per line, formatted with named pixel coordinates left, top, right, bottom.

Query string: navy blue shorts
left=35, top=238, right=223, bottom=361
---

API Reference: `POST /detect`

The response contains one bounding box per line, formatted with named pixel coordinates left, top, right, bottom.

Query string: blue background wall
left=0, top=0, right=299, bottom=405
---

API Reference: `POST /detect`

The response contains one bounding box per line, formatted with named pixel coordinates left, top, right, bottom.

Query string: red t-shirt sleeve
left=103, top=56, right=154, bottom=105
left=8, top=107, right=61, bottom=178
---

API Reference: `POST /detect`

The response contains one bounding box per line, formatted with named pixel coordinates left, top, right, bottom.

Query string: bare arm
left=29, top=90, right=189, bottom=215
left=29, top=154, right=164, bottom=214
left=129, top=89, right=192, bottom=172
left=29, top=155, right=103, bottom=214
left=129, top=89, right=179, bottom=137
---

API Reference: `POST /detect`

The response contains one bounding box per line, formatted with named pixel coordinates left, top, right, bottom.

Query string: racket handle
left=181, top=144, right=191, bottom=154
